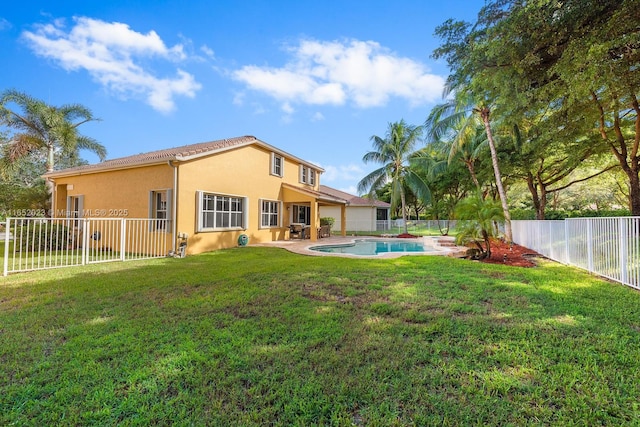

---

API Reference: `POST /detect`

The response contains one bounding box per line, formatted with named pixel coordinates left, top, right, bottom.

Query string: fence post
left=120, top=218, right=126, bottom=261
left=619, top=218, right=629, bottom=285
left=82, top=218, right=89, bottom=265
left=3, top=218, right=9, bottom=277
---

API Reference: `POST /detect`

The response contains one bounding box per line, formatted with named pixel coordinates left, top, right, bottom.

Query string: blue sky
left=1, top=1, right=484, bottom=194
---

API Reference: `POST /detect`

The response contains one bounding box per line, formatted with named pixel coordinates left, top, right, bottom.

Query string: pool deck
left=252, top=235, right=467, bottom=259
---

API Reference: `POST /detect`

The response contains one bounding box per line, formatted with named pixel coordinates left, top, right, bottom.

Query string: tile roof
left=281, top=183, right=346, bottom=205
left=44, top=135, right=321, bottom=177
left=318, top=185, right=390, bottom=208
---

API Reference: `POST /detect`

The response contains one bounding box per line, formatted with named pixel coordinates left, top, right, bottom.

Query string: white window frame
left=299, top=165, right=308, bottom=184
left=66, top=195, right=84, bottom=227
left=197, top=191, right=248, bottom=232
left=271, top=153, right=284, bottom=177
left=260, top=199, right=281, bottom=229
left=149, top=189, right=172, bottom=232
left=299, top=165, right=317, bottom=186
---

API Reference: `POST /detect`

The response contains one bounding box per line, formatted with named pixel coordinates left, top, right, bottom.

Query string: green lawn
left=2, top=247, right=640, bottom=425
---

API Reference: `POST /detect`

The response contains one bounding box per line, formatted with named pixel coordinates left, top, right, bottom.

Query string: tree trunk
left=627, top=167, right=640, bottom=215
left=479, top=107, right=513, bottom=242
left=594, top=93, right=640, bottom=215
left=465, top=160, right=481, bottom=191
left=482, top=229, right=491, bottom=258
left=606, top=130, right=640, bottom=215
left=526, top=172, right=543, bottom=220
left=400, top=190, right=408, bottom=234
left=539, top=185, right=548, bottom=220
left=46, top=143, right=55, bottom=212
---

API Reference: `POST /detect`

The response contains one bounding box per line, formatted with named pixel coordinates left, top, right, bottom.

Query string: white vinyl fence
left=3, top=217, right=171, bottom=276
left=512, top=218, right=640, bottom=290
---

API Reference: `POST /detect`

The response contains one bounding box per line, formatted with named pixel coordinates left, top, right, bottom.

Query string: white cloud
left=339, top=185, right=359, bottom=195
left=321, top=163, right=364, bottom=183
left=232, top=91, right=245, bottom=106
left=232, top=38, right=445, bottom=112
left=311, top=112, right=324, bottom=121
left=281, top=102, right=295, bottom=114
left=0, top=18, right=12, bottom=31
left=22, top=16, right=201, bottom=113
left=200, top=44, right=215, bottom=59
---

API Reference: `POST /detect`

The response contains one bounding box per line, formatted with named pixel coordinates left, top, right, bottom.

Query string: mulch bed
left=396, top=234, right=539, bottom=267
left=477, top=239, right=540, bottom=268
left=396, top=233, right=419, bottom=239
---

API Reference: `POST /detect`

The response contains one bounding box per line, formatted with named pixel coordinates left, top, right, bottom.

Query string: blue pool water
left=309, top=239, right=434, bottom=256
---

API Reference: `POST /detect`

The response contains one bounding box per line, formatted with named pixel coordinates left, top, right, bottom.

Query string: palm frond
left=357, top=166, right=387, bottom=195
left=75, top=136, right=107, bottom=161
left=0, top=90, right=103, bottom=171
left=404, top=170, right=432, bottom=204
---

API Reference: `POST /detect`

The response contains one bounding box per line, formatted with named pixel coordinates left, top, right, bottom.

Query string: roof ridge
left=319, top=184, right=390, bottom=208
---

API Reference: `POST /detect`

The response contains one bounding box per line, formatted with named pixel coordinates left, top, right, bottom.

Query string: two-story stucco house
left=43, top=135, right=347, bottom=255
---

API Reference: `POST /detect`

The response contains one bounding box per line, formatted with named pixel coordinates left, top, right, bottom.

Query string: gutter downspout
left=168, top=160, right=178, bottom=253
left=47, top=177, right=55, bottom=217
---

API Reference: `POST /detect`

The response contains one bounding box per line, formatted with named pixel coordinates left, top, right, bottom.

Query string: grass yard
left=2, top=247, right=640, bottom=425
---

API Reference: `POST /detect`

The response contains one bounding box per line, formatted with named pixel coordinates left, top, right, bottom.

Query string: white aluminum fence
left=341, top=219, right=461, bottom=235
left=3, top=217, right=171, bottom=276
left=512, top=218, right=640, bottom=290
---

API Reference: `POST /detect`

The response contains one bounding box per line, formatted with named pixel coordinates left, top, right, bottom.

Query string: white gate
left=3, top=217, right=171, bottom=276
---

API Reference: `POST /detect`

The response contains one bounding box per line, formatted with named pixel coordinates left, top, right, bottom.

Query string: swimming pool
left=309, top=238, right=435, bottom=256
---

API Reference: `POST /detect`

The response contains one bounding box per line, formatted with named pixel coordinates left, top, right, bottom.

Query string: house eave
left=43, top=136, right=325, bottom=179
left=43, top=158, right=171, bottom=179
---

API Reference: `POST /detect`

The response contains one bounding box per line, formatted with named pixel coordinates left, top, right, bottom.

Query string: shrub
left=320, top=217, right=335, bottom=228
left=454, top=194, right=504, bottom=258
left=15, top=222, right=73, bottom=252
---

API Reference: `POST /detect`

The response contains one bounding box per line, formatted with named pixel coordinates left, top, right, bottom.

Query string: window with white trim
left=149, top=190, right=172, bottom=232
left=260, top=200, right=280, bottom=228
left=299, top=165, right=317, bottom=185
left=66, top=195, right=84, bottom=226
left=271, top=153, right=283, bottom=177
left=198, top=191, right=247, bottom=231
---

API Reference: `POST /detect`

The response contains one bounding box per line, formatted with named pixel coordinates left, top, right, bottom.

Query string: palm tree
left=0, top=90, right=106, bottom=201
left=454, top=193, right=504, bottom=259
left=425, top=89, right=512, bottom=242
left=357, top=120, right=432, bottom=235
left=426, top=106, right=488, bottom=192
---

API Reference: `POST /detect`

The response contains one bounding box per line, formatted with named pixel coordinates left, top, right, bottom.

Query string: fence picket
left=513, top=218, right=640, bottom=290
left=2, top=217, right=171, bottom=276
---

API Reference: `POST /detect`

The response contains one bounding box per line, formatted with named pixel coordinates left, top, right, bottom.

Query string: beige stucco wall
left=320, top=205, right=380, bottom=232
left=49, top=143, right=326, bottom=255
left=51, top=164, right=173, bottom=219
left=177, top=144, right=321, bottom=253
left=49, top=164, right=174, bottom=256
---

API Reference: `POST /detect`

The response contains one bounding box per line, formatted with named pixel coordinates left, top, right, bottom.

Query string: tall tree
left=426, top=102, right=490, bottom=191
left=505, top=120, right=616, bottom=219
left=424, top=90, right=512, bottom=241
left=0, top=90, right=106, bottom=202
left=358, top=120, right=432, bottom=234
left=434, top=0, right=640, bottom=215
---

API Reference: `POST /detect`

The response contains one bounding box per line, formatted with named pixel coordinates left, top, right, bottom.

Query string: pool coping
left=253, top=235, right=467, bottom=259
